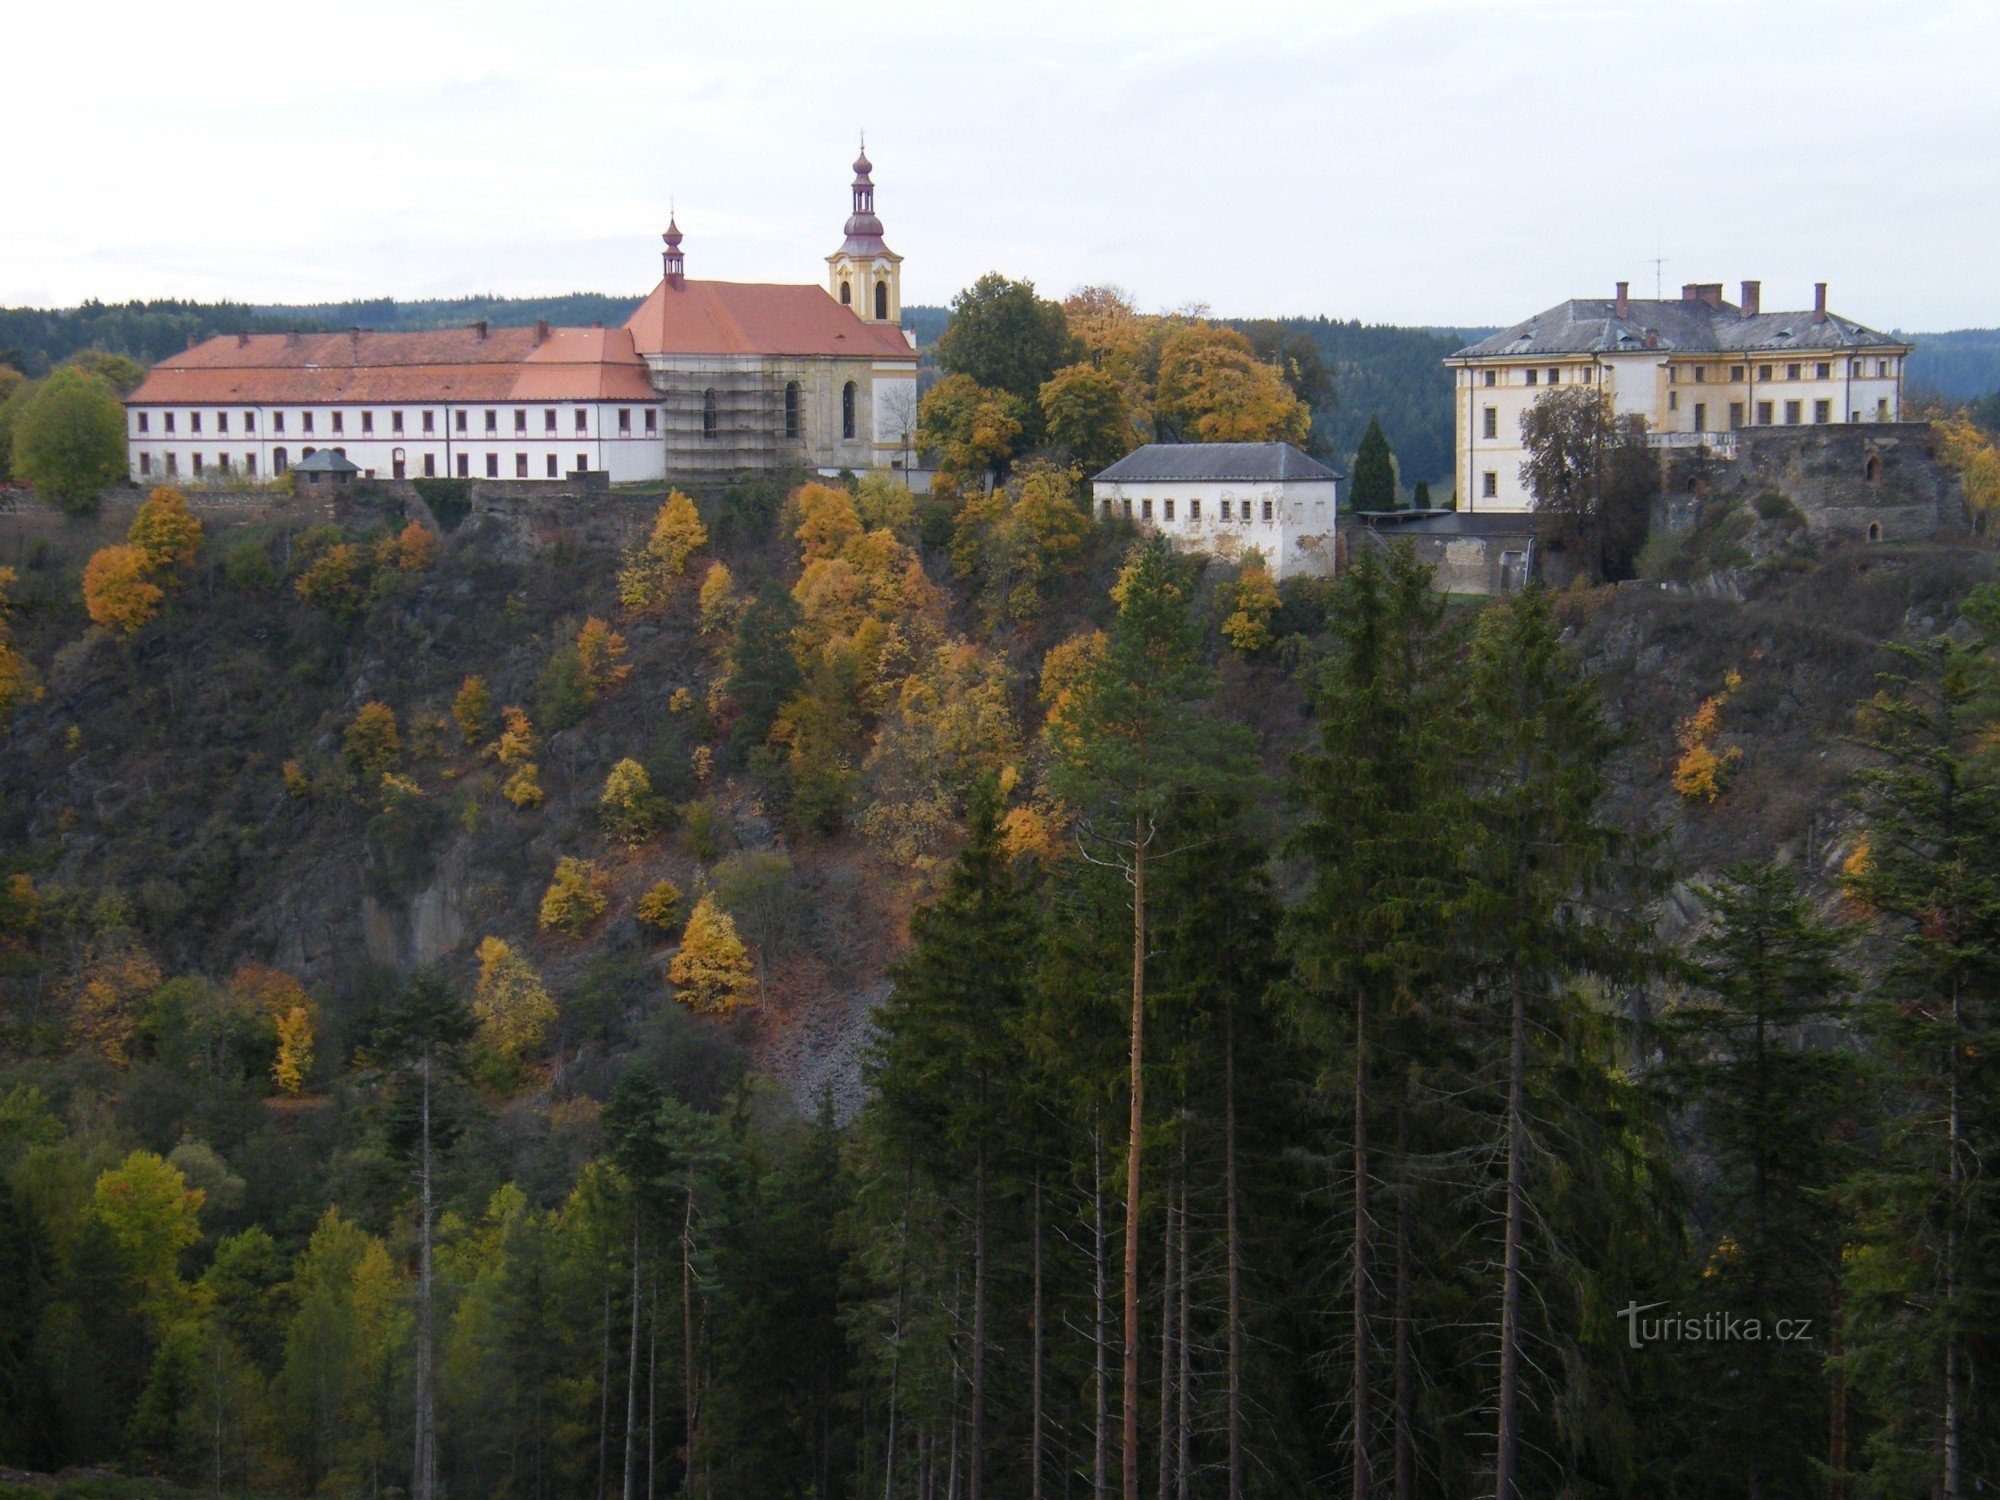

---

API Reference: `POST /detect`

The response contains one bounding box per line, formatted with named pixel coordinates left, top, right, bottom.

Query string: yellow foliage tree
left=1221, top=554, right=1282, bottom=653
left=635, top=879, right=684, bottom=932
left=539, top=856, right=609, bottom=936
left=667, top=895, right=755, bottom=1012
left=1039, top=629, right=1109, bottom=739
left=697, top=560, right=740, bottom=633
left=576, top=618, right=631, bottom=700
left=1933, top=414, right=2000, bottom=532
left=618, top=491, right=707, bottom=610
left=793, top=481, right=864, bottom=562
left=1672, top=670, right=1745, bottom=802
left=917, top=375, right=1024, bottom=477
left=1155, top=323, right=1309, bottom=445
left=453, top=675, right=491, bottom=745
left=473, top=936, right=556, bottom=1062
left=599, top=757, right=662, bottom=844
left=82, top=545, right=165, bottom=634
left=90, top=1151, right=204, bottom=1327
left=128, top=486, right=203, bottom=573
left=343, top=702, right=401, bottom=776
left=227, top=964, right=317, bottom=1094
left=503, top=763, right=544, bottom=809
left=495, top=705, right=537, bottom=766
left=0, top=567, right=39, bottom=729
left=271, top=1004, right=316, bottom=1094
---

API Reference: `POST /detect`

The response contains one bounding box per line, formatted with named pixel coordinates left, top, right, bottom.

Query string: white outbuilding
left=1090, top=442, right=1341, bottom=580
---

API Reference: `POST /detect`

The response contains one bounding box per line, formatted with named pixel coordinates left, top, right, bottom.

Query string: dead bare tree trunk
left=1032, top=1167, right=1046, bottom=1500
left=1176, top=1164, right=1191, bottom=1500
left=1393, top=1123, right=1414, bottom=1500
left=623, top=1216, right=642, bottom=1500
left=1493, top=977, right=1526, bottom=1500
left=1353, top=991, right=1370, bottom=1500
left=1158, top=1188, right=1176, bottom=1500
left=683, top=1183, right=698, bottom=1500
left=1095, top=1120, right=1111, bottom=1500
left=1124, top=817, right=1149, bottom=1500
left=1225, top=1002, right=1244, bottom=1500
left=971, top=1142, right=987, bottom=1500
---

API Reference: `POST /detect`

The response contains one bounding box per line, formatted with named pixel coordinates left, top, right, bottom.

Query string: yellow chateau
left=1446, top=280, right=1912, bottom=511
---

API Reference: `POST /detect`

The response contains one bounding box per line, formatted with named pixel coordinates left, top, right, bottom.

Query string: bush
left=453, top=675, right=492, bottom=745
left=224, top=539, right=276, bottom=590
left=535, top=644, right=591, bottom=730
left=539, top=856, right=609, bottom=936
left=635, top=880, right=684, bottom=933
left=678, top=796, right=728, bottom=861
left=343, top=702, right=401, bottom=776
left=412, top=476, right=472, bottom=531
left=502, top=762, right=544, bottom=809
left=295, top=542, right=366, bottom=616
left=599, top=758, right=667, bottom=844
left=1751, top=489, right=1806, bottom=528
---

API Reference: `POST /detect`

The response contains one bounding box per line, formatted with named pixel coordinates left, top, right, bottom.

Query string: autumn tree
left=1519, top=387, right=1655, bottom=581
left=1153, top=323, right=1309, bottom=445
left=294, top=542, right=366, bottom=616
left=635, top=880, right=684, bottom=933
left=1041, top=362, right=1139, bottom=470
left=918, top=375, right=1025, bottom=478
left=453, top=675, right=491, bottom=745
left=599, top=758, right=666, bottom=844
left=0, top=567, right=34, bottom=731
left=11, top=366, right=126, bottom=514
left=82, top=545, right=164, bottom=634
left=1220, top=554, right=1281, bottom=653
left=343, top=702, right=401, bottom=777
left=539, top=857, right=610, bottom=937
left=375, top=520, right=437, bottom=572
left=618, top=492, right=707, bottom=611
left=668, top=896, right=755, bottom=1012
left=128, top=486, right=203, bottom=573
left=576, top=618, right=631, bottom=700
left=697, top=561, right=741, bottom=633
left=473, top=937, right=556, bottom=1065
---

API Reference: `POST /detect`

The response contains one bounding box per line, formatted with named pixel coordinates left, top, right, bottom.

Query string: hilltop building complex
left=1447, top=281, right=1912, bottom=510
left=1090, top=442, right=1342, bottom=580
left=122, top=145, right=919, bottom=487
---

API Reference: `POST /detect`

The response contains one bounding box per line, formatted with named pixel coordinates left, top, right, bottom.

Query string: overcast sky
left=10, top=0, right=1996, bottom=329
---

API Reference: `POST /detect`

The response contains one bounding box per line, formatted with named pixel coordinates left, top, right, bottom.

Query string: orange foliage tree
left=129, top=486, right=204, bottom=573
left=82, top=545, right=165, bottom=634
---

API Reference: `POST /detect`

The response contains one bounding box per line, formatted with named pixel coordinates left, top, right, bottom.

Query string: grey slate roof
left=1450, top=297, right=1909, bottom=360
left=292, top=449, right=360, bottom=474
left=1092, top=442, right=1341, bottom=485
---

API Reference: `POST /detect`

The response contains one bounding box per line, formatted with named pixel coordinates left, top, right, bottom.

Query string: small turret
left=662, top=212, right=685, bottom=289
left=826, top=134, right=902, bottom=322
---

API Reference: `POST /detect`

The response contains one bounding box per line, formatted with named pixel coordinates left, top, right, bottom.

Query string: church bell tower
left=826, top=136, right=902, bottom=323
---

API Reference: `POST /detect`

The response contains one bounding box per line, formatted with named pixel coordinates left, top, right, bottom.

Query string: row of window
left=1477, top=356, right=1900, bottom=389
left=1099, top=496, right=1275, bottom=524
left=136, top=447, right=605, bottom=481
left=135, top=406, right=658, bottom=438
left=1482, top=392, right=1897, bottom=440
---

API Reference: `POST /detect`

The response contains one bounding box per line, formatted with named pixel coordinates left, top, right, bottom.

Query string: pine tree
left=1350, top=415, right=1397, bottom=512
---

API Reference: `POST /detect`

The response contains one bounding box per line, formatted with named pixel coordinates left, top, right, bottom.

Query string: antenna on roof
left=1650, top=254, right=1666, bottom=300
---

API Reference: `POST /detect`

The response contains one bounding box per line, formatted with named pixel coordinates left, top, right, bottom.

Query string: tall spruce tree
left=1043, top=537, right=1253, bottom=1500
left=1841, top=597, right=2000, bottom=1498
left=1674, top=863, right=1855, bottom=1498
left=1350, top=416, right=1398, bottom=512
left=1287, top=544, right=1471, bottom=1500
left=867, top=782, right=1038, bottom=1500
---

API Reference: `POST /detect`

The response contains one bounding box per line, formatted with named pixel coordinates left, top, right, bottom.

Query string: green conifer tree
left=1350, top=415, right=1398, bottom=512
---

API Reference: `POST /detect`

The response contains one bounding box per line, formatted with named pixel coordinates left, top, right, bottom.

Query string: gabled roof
left=1092, top=442, right=1342, bottom=485
left=622, top=278, right=917, bottom=360
left=1450, top=296, right=1910, bottom=360
left=126, top=325, right=657, bottom=405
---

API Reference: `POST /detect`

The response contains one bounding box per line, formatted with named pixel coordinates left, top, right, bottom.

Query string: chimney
left=186, top=334, right=200, bottom=351
left=1740, top=280, right=1761, bottom=317
left=285, top=330, right=301, bottom=347
left=1682, top=282, right=1724, bottom=309
left=591, top=320, right=604, bottom=329
left=534, top=318, right=550, bottom=344
left=472, top=319, right=489, bottom=342
left=1813, top=282, right=1828, bottom=324
left=349, top=325, right=362, bottom=351
left=1615, top=280, right=1629, bottom=317
left=1643, top=330, right=1659, bottom=349
left=236, top=331, right=251, bottom=347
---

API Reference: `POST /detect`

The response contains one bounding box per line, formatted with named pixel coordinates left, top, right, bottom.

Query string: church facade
left=122, top=146, right=920, bottom=487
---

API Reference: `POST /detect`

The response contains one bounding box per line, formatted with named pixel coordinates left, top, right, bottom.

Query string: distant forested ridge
left=1903, top=327, right=2000, bottom=402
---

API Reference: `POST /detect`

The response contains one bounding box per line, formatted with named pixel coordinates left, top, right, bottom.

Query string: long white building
left=1446, top=280, right=1912, bottom=511
left=123, top=144, right=919, bottom=487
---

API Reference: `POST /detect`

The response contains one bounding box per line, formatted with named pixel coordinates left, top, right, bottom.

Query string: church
left=122, top=144, right=920, bottom=487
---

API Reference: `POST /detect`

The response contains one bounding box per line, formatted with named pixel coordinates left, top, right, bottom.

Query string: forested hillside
left=0, top=454, right=1995, bottom=1498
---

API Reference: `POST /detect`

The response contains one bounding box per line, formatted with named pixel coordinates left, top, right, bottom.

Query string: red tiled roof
left=127, top=326, right=658, bottom=405
left=623, top=278, right=916, bottom=360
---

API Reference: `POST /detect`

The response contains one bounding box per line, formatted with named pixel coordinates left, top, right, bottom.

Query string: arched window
left=1864, top=453, right=1882, bottom=483
left=840, top=280, right=852, bottom=306
left=874, top=280, right=888, bottom=320
left=842, top=381, right=857, bottom=441
left=1867, top=521, right=1882, bottom=542
left=784, top=381, right=800, bottom=440
left=273, top=448, right=289, bottom=474
left=702, top=389, right=718, bottom=440
left=301, top=446, right=316, bottom=460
